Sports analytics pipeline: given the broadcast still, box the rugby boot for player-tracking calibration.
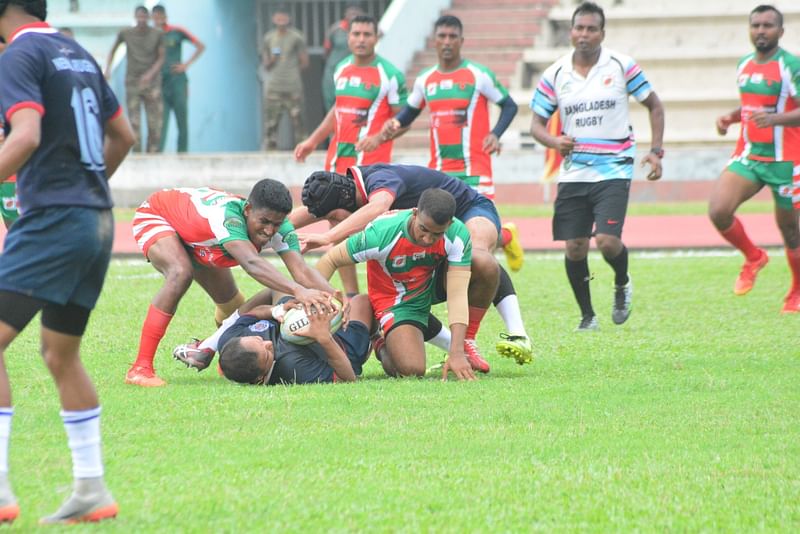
[575,315,598,332]
[781,290,800,314]
[40,477,118,525]
[495,333,534,365]
[173,339,215,371]
[0,473,19,524]
[464,339,490,373]
[734,249,769,295]
[612,277,633,325]
[502,222,524,272]
[124,364,166,387]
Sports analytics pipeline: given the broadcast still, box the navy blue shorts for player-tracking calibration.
[459,195,502,236]
[0,207,113,310]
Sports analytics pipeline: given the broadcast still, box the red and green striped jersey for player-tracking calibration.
[345,209,471,315]
[408,59,509,187]
[733,48,800,163]
[325,55,408,173]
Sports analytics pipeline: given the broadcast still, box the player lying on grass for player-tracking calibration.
[128,180,337,387]
[315,188,491,381]
[289,163,534,370]
[174,290,372,384]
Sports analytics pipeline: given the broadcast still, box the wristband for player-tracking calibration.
[649,147,664,158]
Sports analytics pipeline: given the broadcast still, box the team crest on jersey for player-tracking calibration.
[412,252,426,261]
[336,77,347,90]
[602,75,613,86]
[349,76,362,87]
[440,79,454,90]
[2,197,15,210]
[779,185,793,198]
[224,217,244,230]
[249,320,272,333]
[392,255,407,268]
[750,72,764,84]
[427,83,437,96]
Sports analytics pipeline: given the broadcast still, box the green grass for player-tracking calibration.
[4,251,800,531]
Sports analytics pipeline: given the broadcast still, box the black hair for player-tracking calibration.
[134,5,148,15]
[219,338,265,384]
[152,4,166,15]
[349,14,377,32]
[434,14,462,34]
[248,178,292,214]
[418,188,455,226]
[751,5,783,27]
[572,1,605,30]
[0,0,47,21]
[301,171,357,217]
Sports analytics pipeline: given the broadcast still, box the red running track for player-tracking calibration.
[0,213,783,254]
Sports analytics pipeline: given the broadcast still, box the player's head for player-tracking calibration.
[151,4,166,27]
[245,178,292,249]
[749,5,783,53]
[343,3,364,22]
[272,5,291,28]
[134,5,149,26]
[411,189,455,247]
[433,15,463,62]
[301,171,358,218]
[349,14,378,58]
[0,0,47,23]
[570,2,605,53]
[219,337,274,385]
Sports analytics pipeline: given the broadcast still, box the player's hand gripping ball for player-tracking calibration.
[280,301,343,345]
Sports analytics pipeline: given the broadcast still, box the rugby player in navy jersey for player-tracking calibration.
[290,163,535,371]
[0,0,135,524]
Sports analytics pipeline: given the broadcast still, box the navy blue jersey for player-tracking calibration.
[349,163,482,220]
[0,23,121,212]
[219,314,369,384]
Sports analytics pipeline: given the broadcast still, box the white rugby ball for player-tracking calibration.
[279,302,343,345]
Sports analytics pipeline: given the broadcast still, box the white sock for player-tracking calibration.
[0,408,12,474]
[495,295,528,337]
[199,310,240,352]
[426,325,451,351]
[62,407,103,479]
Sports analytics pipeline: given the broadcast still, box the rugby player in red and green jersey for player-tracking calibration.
[294,14,407,173]
[127,180,336,387]
[709,4,800,313]
[316,189,485,380]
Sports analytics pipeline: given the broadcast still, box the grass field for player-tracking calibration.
[4,250,799,531]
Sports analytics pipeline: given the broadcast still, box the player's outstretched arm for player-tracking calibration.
[303,190,394,251]
[301,305,357,382]
[104,112,135,178]
[281,250,338,294]
[223,240,330,308]
[442,266,475,381]
[315,242,356,281]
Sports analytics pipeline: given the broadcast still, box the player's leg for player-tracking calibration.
[382,323,427,377]
[767,167,800,312]
[143,85,163,153]
[173,77,189,153]
[38,307,117,525]
[462,198,534,361]
[125,84,143,152]
[192,264,245,326]
[555,183,597,330]
[709,164,768,295]
[0,293,45,524]
[263,90,282,150]
[592,180,633,325]
[500,221,524,272]
[128,234,195,387]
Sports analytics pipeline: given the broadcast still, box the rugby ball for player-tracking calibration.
[279,302,343,345]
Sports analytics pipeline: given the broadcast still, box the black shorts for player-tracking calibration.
[552,179,630,241]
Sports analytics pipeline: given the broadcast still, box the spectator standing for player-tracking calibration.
[105,5,164,153]
[261,6,308,150]
[151,5,205,153]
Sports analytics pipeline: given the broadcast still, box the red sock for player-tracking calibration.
[134,305,173,369]
[500,227,512,247]
[786,246,800,292]
[466,306,488,340]
[720,217,761,261]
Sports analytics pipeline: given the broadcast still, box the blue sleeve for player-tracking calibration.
[394,105,422,128]
[364,168,405,201]
[491,96,518,138]
[0,44,44,121]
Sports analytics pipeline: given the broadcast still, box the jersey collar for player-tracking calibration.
[9,22,56,44]
[567,47,611,73]
[347,166,368,205]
